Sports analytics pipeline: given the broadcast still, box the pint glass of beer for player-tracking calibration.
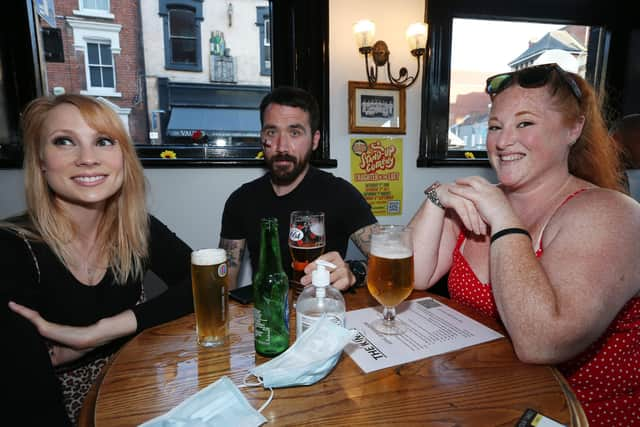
[288,211,325,304]
[191,248,229,347]
[367,225,414,335]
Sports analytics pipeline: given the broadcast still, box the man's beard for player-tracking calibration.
[266,150,312,186]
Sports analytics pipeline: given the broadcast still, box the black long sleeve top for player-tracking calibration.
[0,215,193,426]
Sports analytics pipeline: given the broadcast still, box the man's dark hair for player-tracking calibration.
[259,86,320,133]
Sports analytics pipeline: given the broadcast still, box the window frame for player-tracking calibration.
[75,0,113,19]
[80,0,110,11]
[256,6,271,76]
[139,0,335,167]
[66,17,122,97]
[159,0,203,72]
[85,41,116,94]
[2,0,329,168]
[418,0,632,167]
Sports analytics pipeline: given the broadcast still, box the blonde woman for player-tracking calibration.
[1,94,193,425]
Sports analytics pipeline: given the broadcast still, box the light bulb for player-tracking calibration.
[353,19,376,48]
[406,22,428,50]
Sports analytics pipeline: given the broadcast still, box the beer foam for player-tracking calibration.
[371,244,412,259]
[192,248,226,265]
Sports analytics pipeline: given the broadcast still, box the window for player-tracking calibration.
[169,9,197,64]
[2,0,334,168]
[446,19,591,157]
[256,7,271,76]
[81,0,109,11]
[160,0,203,71]
[75,0,113,19]
[66,18,122,97]
[418,0,625,166]
[134,0,333,166]
[0,54,10,144]
[87,42,115,90]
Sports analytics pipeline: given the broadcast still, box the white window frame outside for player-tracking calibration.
[264,18,271,47]
[74,0,114,19]
[256,7,271,76]
[67,18,122,97]
[85,41,116,94]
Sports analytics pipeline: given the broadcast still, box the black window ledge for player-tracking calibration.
[417,156,490,167]
[0,144,337,169]
[137,145,336,168]
[165,64,203,72]
[140,158,337,168]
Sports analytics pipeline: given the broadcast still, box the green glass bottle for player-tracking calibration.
[253,217,290,357]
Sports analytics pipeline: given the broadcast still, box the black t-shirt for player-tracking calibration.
[220,167,377,277]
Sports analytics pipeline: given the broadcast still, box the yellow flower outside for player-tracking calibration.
[160,150,177,159]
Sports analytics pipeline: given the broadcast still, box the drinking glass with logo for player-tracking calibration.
[367,225,414,335]
[191,248,229,347]
[288,211,325,304]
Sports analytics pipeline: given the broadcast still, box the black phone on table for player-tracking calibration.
[229,285,253,304]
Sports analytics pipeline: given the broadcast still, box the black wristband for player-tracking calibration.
[347,260,367,288]
[490,227,531,244]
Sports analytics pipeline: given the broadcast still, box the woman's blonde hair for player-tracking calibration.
[17,94,149,283]
[545,71,625,191]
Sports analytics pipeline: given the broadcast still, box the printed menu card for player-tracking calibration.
[345,297,504,373]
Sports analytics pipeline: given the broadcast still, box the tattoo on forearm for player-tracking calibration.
[219,239,245,269]
[351,224,376,256]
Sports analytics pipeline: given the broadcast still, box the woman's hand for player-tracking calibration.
[8,299,137,354]
[8,301,100,350]
[435,181,489,236]
[47,343,93,367]
[447,176,520,231]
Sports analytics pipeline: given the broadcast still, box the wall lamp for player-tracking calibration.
[353,20,428,89]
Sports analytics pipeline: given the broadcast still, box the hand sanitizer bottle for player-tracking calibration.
[295,260,346,338]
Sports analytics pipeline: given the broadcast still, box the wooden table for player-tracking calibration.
[92,289,586,426]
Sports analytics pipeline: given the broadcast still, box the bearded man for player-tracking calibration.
[220,87,377,291]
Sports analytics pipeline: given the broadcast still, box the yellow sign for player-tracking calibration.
[350,138,403,216]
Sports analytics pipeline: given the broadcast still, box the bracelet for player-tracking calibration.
[490,227,531,244]
[424,181,444,210]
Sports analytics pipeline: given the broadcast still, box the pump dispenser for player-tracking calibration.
[295,260,346,338]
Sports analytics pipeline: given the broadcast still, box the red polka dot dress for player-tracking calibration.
[448,230,640,426]
[449,231,499,318]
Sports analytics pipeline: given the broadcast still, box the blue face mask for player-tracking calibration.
[139,376,269,427]
[244,316,354,388]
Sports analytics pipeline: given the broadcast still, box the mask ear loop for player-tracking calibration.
[240,373,274,413]
[242,371,262,387]
[257,387,274,413]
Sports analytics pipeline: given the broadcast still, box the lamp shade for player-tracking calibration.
[353,19,376,48]
[406,22,428,50]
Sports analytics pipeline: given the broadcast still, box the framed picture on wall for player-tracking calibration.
[348,81,406,134]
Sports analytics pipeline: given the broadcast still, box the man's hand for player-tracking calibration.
[300,251,355,291]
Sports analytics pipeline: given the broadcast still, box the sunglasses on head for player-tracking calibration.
[485,63,582,101]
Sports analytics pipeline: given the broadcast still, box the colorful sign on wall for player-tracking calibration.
[350,137,403,216]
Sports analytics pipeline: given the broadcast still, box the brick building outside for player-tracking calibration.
[42,0,148,144]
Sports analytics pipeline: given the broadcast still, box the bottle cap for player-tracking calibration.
[312,260,336,288]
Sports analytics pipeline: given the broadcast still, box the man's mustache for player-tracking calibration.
[270,154,297,163]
